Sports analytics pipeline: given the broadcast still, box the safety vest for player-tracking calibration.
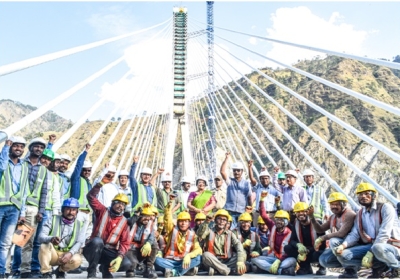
[176,190,186,213]
[0,162,28,209]
[164,227,195,260]
[234,229,256,252]
[357,203,383,244]
[207,230,232,259]
[96,211,128,246]
[129,220,153,248]
[305,185,324,219]
[45,171,56,211]
[268,226,291,259]
[49,215,82,252]
[134,182,157,210]
[294,220,317,245]
[78,177,90,211]
[330,208,348,233]
[25,164,47,207]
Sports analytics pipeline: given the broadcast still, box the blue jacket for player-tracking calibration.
[70,151,91,199]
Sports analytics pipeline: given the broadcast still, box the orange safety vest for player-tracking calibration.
[295,220,317,245]
[96,211,128,246]
[207,230,232,259]
[164,228,195,260]
[234,229,256,252]
[129,220,153,248]
[268,226,291,259]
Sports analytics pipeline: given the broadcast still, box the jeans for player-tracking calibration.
[335,243,372,270]
[371,243,400,269]
[154,255,201,276]
[319,237,343,268]
[0,205,20,274]
[228,211,241,230]
[251,255,297,274]
[31,211,48,272]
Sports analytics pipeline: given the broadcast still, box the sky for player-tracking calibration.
[0,1,399,123]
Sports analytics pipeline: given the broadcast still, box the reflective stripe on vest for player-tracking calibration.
[165,227,195,260]
[78,177,90,211]
[49,215,81,251]
[135,183,157,210]
[207,230,232,259]
[235,229,256,252]
[129,220,153,248]
[96,211,128,245]
[269,226,291,259]
[295,220,317,245]
[45,171,55,211]
[0,163,28,209]
[358,203,383,244]
[307,185,323,219]
[25,164,46,207]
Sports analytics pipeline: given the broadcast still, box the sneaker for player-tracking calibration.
[208,267,214,276]
[143,267,157,279]
[281,267,296,276]
[186,266,198,276]
[296,265,313,275]
[367,265,388,279]
[54,268,65,279]
[19,273,31,279]
[125,270,135,277]
[316,266,327,275]
[381,268,400,279]
[68,267,83,274]
[164,269,173,278]
[339,268,358,279]
[41,272,53,279]
[30,271,42,279]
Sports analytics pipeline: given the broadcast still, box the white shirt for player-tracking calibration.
[97,183,119,208]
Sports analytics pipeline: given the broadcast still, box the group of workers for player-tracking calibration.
[0,135,400,280]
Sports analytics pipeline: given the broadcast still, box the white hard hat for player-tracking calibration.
[53,153,61,160]
[118,170,129,177]
[259,170,271,178]
[9,136,26,146]
[181,176,191,184]
[140,167,152,175]
[60,154,72,162]
[64,170,73,179]
[161,173,172,182]
[231,162,244,170]
[303,169,314,177]
[28,137,47,150]
[108,165,117,173]
[285,170,298,178]
[83,161,92,169]
[196,175,208,186]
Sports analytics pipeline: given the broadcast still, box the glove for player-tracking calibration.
[109,256,122,273]
[237,262,246,275]
[243,239,252,248]
[362,251,373,268]
[296,243,307,254]
[250,251,260,258]
[270,259,281,274]
[262,246,271,252]
[314,237,323,251]
[141,242,152,257]
[297,253,307,262]
[335,245,345,255]
[182,255,191,269]
[156,251,163,258]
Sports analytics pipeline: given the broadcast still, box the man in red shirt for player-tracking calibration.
[83,179,132,278]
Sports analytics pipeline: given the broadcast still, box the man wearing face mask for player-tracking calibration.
[284,202,326,275]
[84,178,132,279]
[125,203,158,278]
[38,198,84,279]
[310,192,356,273]
[334,183,400,279]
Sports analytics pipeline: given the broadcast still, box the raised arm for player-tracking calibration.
[150,168,164,187]
[220,152,230,182]
[70,144,90,199]
[129,156,139,208]
[248,160,257,187]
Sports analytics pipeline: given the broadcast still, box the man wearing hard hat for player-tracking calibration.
[220,152,252,229]
[117,169,132,217]
[84,177,132,278]
[58,153,72,198]
[253,216,269,256]
[302,169,330,222]
[0,137,28,279]
[125,203,158,278]
[311,192,356,273]
[154,201,202,277]
[179,176,192,211]
[251,192,297,276]
[42,152,62,219]
[156,172,181,215]
[96,164,119,208]
[334,183,400,279]
[212,175,227,212]
[198,209,246,276]
[284,202,326,275]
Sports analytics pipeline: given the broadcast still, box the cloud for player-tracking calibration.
[249,37,257,45]
[265,6,369,67]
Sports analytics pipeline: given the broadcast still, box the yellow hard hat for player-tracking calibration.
[177,211,191,221]
[151,206,159,216]
[274,210,290,220]
[257,216,265,225]
[112,193,129,205]
[238,212,252,222]
[195,213,206,221]
[157,215,164,224]
[141,206,154,216]
[214,209,230,220]
[355,183,376,194]
[228,215,232,222]
[328,192,348,203]
[293,202,309,212]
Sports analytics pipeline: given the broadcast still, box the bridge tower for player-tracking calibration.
[164,7,195,185]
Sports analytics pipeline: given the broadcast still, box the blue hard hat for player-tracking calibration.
[62,198,80,208]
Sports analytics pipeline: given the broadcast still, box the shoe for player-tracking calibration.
[381,268,400,279]
[185,266,198,276]
[68,266,83,274]
[281,267,296,276]
[31,271,42,279]
[251,264,260,274]
[296,265,313,275]
[125,270,135,277]
[41,272,53,279]
[19,273,31,279]
[164,269,173,278]
[208,267,214,276]
[0,274,5,279]
[338,268,358,279]
[54,268,65,279]
[143,267,158,279]
[87,269,97,279]
[102,271,113,279]
[316,266,327,275]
